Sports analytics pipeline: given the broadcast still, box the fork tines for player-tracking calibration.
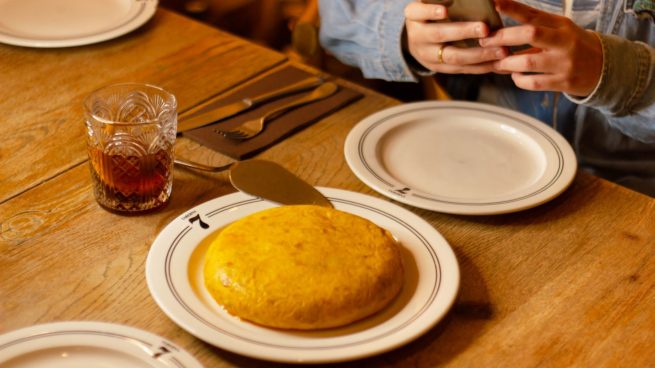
[215,128,251,140]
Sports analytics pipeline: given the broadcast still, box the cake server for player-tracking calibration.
[174,158,332,207]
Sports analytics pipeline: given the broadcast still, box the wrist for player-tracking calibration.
[402,27,435,76]
[566,31,605,103]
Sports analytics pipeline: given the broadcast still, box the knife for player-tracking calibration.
[178,76,324,133]
[174,158,332,207]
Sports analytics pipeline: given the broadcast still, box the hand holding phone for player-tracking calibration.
[422,0,503,33]
[403,0,508,73]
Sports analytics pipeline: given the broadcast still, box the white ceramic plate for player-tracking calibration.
[344,101,577,215]
[0,321,202,367]
[0,0,157,48]
[146,187,460,364]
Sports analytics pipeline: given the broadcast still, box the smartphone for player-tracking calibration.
[422,0,503,46]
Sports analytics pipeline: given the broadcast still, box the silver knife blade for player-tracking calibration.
[178,76,324,133]
[228,159,333,208]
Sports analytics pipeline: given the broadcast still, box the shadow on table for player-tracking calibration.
[440,172,602,230]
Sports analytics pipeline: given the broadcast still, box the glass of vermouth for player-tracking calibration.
[84,83,177,213]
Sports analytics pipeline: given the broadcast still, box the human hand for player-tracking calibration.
[404,1,508,74]
[479,0,602,96]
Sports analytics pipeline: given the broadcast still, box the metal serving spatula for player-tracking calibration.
[174,158,332,207]
[229,160,332,207]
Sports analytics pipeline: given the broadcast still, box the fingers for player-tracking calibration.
[494,52,551,74]
[404,1,507,75]
[438,61,500,74]
[482,0,578,50]
[483,0,601,95]
[510,72,565,91]
[404,1,448,21]
[480,24,560,48]
[416,21,490,44]
[444,45,508,66]
[418,44,508,71]
[494,0,565,27]
[499,52,571,92]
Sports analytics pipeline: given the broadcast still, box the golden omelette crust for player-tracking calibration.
[203,205,404,330]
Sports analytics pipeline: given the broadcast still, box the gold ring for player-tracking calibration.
[437,44,445,64]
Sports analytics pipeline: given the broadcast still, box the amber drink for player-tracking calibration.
[84,83,177,213]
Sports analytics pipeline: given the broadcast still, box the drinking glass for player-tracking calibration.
[84,83,177,213]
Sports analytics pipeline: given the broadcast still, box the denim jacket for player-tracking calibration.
[319,0,655,196]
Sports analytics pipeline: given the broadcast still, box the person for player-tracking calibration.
[318,0,655,197]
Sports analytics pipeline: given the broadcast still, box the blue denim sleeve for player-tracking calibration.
[318,0,417,81]
[566,34,655,143]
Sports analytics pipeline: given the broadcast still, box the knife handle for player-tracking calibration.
[247,76,324,106]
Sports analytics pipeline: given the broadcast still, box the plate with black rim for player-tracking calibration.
[0,0,158,48]
[344,101,577,215]
[0,321,202,367]
[146,187,459,364]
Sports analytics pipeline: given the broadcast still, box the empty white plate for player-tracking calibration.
[344,101,577,215]
[0,0,157,47]
[0,321,202,367]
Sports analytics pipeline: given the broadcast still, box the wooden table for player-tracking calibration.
[1,8,654,367]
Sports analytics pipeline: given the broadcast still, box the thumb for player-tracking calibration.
[404,1,448,21]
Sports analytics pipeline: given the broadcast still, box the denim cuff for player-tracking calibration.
[376,0,420,82]
[568,33,651,116]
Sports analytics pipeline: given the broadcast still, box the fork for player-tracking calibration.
[216,82,338,140]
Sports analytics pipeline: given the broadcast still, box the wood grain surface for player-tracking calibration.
[1,7,654,368]
[0,9,286,204]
